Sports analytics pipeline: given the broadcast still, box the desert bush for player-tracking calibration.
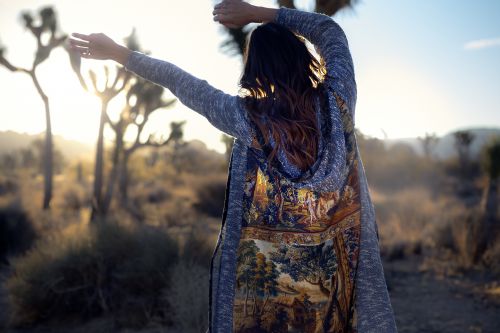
[193,178,226,218]
[433,207,482,267]
[482,239,500,278]
[0,200,37,265]
[181,229,214,268]
[132,182,172,205]
[6,220,179,329]
[0,177,19,196]
[146,187,171,204]
[160,196,197,228]
[374,187,442,257]
[153,228,213,332]
[382,241,423,262]
[162,260,209,333]
[60,186,90,211]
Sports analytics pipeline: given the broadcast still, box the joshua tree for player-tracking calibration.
[474,136,500,262]
[418,132,439,160]
[453,130,475,179]
[111,78,176,208]
[67,29,179,219]
[66,30,136,221]
[219,0,359,56]
[0,6,66,209]
[167,120,187,176]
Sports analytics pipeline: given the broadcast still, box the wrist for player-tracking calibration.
[252,6,278,24]
[112,44,132,66]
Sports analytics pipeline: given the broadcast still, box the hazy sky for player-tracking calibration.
[0,0,499,154]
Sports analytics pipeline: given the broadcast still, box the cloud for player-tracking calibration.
[464,37,500,50]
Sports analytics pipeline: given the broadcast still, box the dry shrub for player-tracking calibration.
[482,240,500,278]
[0,177,19,196]
[193,177,226,218]
[5,220,179,330]
[180,229,214,268]
[374,186,444,260]
[162,196,198,228]
[59,185,90,211]
[432,205,486,269]
[133,182,172,205]
[162,260,209,333]
[0,199,37,265]
[157,228,213,332]
[434,213,472,265]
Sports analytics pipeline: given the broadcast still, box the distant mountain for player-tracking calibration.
[384,127,500,159]
[0,131,226,162]
[0,131,94,160]
[2,127,499,162]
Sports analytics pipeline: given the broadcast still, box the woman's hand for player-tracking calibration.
[213,0,278,28]
[212,0,256,28]
[69,32,131,65]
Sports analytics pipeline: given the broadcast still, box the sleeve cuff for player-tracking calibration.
[124,50,144,72]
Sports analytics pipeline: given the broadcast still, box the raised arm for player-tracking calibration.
[123,51,253,145]
[271,7,357,114]
[214,1,356,117]
[68,32,253,146]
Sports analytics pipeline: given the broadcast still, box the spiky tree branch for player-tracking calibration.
[0,6,66,210]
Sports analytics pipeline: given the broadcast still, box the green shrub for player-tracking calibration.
[6,220,179,329]
[0,200,37,265]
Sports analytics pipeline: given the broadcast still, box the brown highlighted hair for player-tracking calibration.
[239,22,326,172]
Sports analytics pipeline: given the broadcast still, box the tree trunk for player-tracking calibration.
[31,72,53,210]
[251,285,258,316]
[244,277,250,317]
[259,292,270,316]
[42,97,53,210]
[483,179,499,228]
[90,101,108,222]
[102,125,123,215]
[118,151,131,206]
[76,162,83,183]
[475,178,499,262]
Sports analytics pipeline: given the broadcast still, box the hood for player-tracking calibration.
[250,86,352,192]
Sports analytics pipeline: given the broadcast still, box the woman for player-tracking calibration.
[70,1,397,332]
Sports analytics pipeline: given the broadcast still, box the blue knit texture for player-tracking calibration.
[125,6,397,333]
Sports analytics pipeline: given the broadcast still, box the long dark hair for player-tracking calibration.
[239,22,326,172]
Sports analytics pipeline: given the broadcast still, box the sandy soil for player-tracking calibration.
[384,255,500,333]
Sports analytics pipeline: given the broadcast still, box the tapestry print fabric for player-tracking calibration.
[233,93,361,333]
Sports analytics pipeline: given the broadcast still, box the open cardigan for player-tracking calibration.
[125,6,398,333]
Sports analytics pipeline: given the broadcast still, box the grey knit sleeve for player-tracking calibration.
[124,51,253,146]
[274,7,357,120]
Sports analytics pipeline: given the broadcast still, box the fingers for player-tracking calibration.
[71,32,90,41]
[70,45,91,57]
[69,38,89,47]
[213,14,227,23]
[212,7,224,15]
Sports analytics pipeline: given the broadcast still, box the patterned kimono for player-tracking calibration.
[232,93,361,333]
[124,6,398,333]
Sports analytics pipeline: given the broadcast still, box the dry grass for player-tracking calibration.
[5,218,180,329]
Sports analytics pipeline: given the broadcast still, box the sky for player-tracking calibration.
[0,0,499,154]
